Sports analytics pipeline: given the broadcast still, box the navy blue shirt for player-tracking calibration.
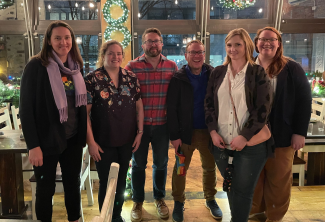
[185,65,208,129]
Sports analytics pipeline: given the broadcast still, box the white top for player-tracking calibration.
[217,62,250,149]
[256,58,277,97]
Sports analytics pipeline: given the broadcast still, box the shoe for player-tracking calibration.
[205,199,223,219]
[154,198,169,219]
[172,201,184,222]
[131,202,143,222]
[112,216,126,222]
[266,219,282,222]
[249,212,265,219]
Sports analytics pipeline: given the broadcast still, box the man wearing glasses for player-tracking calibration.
[167,40,223,222]
[125,28,178,222]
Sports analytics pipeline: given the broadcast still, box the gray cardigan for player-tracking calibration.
[204,63,272,142]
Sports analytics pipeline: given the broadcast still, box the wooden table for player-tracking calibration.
[303,121,325,185]
[0,130,28,218]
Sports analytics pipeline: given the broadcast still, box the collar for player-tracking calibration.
[185,64,206,77]
[138,53,167,62]
[255,57,260,65]
[227,61,249,78]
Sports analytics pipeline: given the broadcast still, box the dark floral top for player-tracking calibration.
[84,66,141,148]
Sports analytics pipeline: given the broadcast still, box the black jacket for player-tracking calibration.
[269,60,311,148]
[20,58,87,156]
[167,63,214,145]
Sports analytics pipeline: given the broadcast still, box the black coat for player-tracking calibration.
[167,63,214,145]
[20,58,87,156]
[269,60,311,148]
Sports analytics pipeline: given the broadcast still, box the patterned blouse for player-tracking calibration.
[84,66,141,148]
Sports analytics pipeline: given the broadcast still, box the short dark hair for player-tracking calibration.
[142,28,163,44]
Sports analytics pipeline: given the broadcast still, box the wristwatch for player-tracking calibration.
[138,130,144,134]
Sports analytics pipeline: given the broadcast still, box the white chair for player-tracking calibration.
[292,156,306,186]
[30,145,94,221]
[311,98,325,121]
[91,163,119,222]
[11,105,21,130]
[0,107,12,130]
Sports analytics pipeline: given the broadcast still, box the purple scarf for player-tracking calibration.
[46,50,87,123]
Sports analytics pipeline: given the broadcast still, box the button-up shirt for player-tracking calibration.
[125,54,178,125]
[84,67,141,148]
[217,62,250,149]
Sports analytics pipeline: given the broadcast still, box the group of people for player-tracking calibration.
[19,20,311,222]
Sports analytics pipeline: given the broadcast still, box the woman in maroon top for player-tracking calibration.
[84,40,144,222]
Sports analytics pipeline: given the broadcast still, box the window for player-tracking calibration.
[0,1,25,20]
[138,0,196,20]
[282,0,325,19]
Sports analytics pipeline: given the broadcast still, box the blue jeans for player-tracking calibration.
[213,142,268,222]
[131,124,170,202]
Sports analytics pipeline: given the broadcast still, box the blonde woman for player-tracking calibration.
[204,28,272,222]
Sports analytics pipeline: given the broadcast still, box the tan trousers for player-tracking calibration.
[172,129,217,203]
[250,146,295,220]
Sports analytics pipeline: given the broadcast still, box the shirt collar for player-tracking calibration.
[255,57,260,65]
[227,61,249,78]
[138,53,167,62]
[185,64,206,77]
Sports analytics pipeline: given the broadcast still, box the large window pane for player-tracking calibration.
[282,33,324,80]
[0,0,25,20]
[0,35,25,85]
[210,0,267,19]
[138,0,196,20]
[39,0,98,20]
[282,0,325,19]
[138,34,196,69]
[209,34,258,67]
[39,34,98,75]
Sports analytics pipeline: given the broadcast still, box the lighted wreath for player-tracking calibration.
[104,25,131,49]
[220,0,256,10]
[102,0,129,26]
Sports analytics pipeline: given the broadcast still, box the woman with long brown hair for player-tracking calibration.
[205,28,272,222]
[20,21,87,222]
[249,27,311,222]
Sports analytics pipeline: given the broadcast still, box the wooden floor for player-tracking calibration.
[21,147,325,222]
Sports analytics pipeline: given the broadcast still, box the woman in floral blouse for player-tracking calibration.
[84,40,144,222]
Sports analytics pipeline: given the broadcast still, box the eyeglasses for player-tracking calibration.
[186,51,205,56]
[144,40,162,45]
[258,38,278,43]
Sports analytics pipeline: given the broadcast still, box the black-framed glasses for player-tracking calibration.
[186,50,205,56]
[144,40,162,45]
[258,38,278,43]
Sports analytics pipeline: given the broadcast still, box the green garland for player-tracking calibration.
[220,0,256,10]
[0,0,14,10]
[104,25,131,49]
[102,0,129,26]
[102,0,131,48]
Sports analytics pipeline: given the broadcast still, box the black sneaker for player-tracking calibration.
[112,216,126,222]
[205,200,223,219]
[172,201,184,222]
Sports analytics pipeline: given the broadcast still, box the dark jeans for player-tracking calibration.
[213,142,268,222]
[131,124,169,202]
[33,135,83,222]
[95,142,133,218]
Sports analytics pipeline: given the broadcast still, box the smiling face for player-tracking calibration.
[226,35,246,62]
[49,26,72,62]
[185,42,205,73]
[142,32,163,58]
[256,30,280,59]
[103,43,123,69]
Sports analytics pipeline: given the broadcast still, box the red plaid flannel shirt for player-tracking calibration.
[125,54,178,125]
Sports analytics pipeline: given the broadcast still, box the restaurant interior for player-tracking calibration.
[0,0,325,221]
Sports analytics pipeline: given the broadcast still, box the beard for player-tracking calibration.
[144,47,161,57]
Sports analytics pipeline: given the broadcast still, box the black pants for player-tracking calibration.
[33,136,83,222]
[95,142,133,218]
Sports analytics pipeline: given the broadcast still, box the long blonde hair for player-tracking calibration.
[223,28,255,66]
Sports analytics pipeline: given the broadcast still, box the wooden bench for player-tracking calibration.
[292,156,306,186]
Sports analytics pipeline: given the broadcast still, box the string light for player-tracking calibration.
[48,4,51,10]
[89,2,94,8]
[82,6,85,10]
[219,0,256,10]
[75,3,78,7]
[102,0,131,48]
[175,0,178,4]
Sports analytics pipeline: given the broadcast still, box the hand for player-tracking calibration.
[132,133,143,153]
[88,141,104,162]
[171,139,182,153]
[230,135,247,151]
[29,146,43,167]
[210,130,226,149]
[291,134,305,151]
